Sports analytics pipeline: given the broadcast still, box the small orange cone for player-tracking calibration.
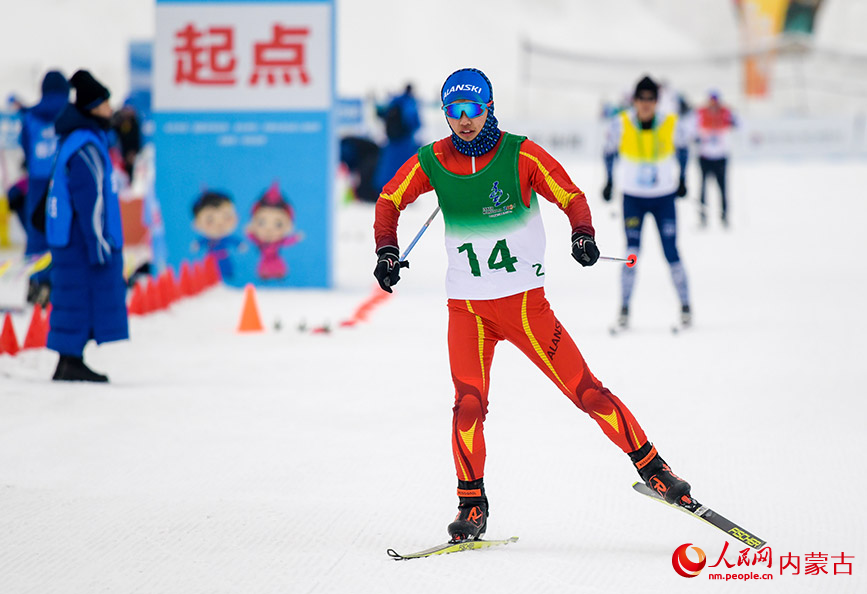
[165,266,182,302]
[204,254,221,285]
[193,261,206,294]
[128,283,145,315]
[158,271,174,307]
[22,304,48,349]
[179,262,195,297]
[0,312,20,356]
[144,277,161,311]
[237,284,264,332]
[142,278,157,314]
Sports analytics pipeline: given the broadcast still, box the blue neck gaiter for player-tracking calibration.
[450,109,501,157]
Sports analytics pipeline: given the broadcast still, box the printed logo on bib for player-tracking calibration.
[637,164,658,188]
[482,181,515,218]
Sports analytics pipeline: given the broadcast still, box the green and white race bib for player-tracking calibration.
[418,133,547,300]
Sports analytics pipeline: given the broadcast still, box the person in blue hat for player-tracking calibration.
[46,70,128,382]
[373,68,693,543]
[373,83,422,192]
[18,70,70,305]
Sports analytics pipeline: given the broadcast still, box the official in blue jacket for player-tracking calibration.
[19,70,69,301]
[46,70,128,382]
[373,84,422,193]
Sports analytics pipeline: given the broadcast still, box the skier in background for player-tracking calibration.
[602,75,692,331]
[373,84,421,192]
[19,70,69,305]
[374,67,693,543]
[695,90,736,227]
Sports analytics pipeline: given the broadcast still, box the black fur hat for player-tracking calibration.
[633,75,659,100]
[70,70,110,111]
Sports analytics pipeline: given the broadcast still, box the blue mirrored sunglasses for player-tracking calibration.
[443,102,487,119]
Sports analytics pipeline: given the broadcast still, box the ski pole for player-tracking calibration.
[399,206,440,262]
[382,206,440,290]
[599,253,637,268]
[302,206,442,331]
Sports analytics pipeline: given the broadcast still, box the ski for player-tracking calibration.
[387,536,518,560]
[608,321,629,336]
[671,322,689,335]
[632,482,766,549]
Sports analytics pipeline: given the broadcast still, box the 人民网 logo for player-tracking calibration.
[672,543,706,578]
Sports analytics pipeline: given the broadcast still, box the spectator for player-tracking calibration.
[339,136,380,203]
[111,100,142,179]
[373,84,421,192]
[19,70,69,304]
[46,70,127,382]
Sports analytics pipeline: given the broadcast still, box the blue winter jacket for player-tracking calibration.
[19,93,67,255]
[374,92,422,191]
[46,105,128,356]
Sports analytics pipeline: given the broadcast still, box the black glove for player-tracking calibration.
[571,233,599,267]
[373,246,409,293]
[602,180,613,202]
[676,178,687,198]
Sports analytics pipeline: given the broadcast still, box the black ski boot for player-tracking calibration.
[617,306,629,329]
[680,304,692,328]
[447,478,489,542]
[630,442,692,506]
[52,355,109,383]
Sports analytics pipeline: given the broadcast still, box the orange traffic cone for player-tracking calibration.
[22,304,48,349]
[158,271,174,307]
[193,261,206,294]
[164,266,182,302]
[143,277,157,312]
[204,253,221,285]
[128,283,145,315]
[179,262,195,297]
[237,284,264,332]
[0,312,20,356]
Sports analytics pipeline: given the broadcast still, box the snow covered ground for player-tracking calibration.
[1,156,866,593]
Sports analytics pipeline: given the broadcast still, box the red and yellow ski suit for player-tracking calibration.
[374,134,648,481]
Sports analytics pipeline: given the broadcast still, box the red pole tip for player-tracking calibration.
[626,254,637,268]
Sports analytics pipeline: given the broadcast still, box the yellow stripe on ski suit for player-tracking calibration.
[519,151,580,209]
[457,457,469,482]
[465,300,486,393]
[594,409,620,433]
[380,162,422,209]
[521,291,568,392]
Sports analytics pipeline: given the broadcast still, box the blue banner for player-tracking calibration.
[154,0,334,288]
[128,41,153,123]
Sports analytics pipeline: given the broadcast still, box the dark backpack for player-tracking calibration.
[31,155,61,234]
